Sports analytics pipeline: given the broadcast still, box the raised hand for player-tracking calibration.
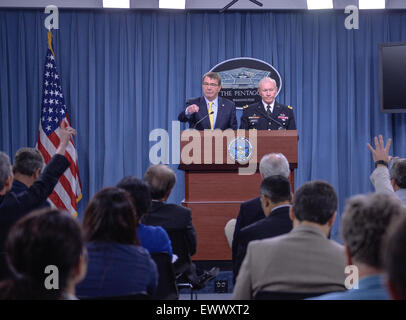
[56,120,76,155]
[367,135,392,164]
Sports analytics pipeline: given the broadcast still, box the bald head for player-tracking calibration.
[259,153,290,179]
[144,164,177,200]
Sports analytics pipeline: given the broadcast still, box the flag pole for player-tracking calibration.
[47,30,55,58]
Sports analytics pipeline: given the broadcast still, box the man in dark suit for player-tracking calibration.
[143,164,219,288]
[234,175,293,280]
[11,148,49,209]
[232,152,290,281]
[240,77,296,130]
[0,124,75,280]
[178,72,237,130]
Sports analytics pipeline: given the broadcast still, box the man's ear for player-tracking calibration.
[4,175,13,191]
[344,245,353,266]
[33,168,41,180]
[260,195,270,212]
[289,206,295,222]
[163,189,173,201]
[327,211,337,227]
[73,253,87,285]
[391,179,398,191]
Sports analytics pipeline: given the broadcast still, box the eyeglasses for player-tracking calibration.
[203,82,219,87]
[260,89,276,93]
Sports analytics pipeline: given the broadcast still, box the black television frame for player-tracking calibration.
[379,42,406,113]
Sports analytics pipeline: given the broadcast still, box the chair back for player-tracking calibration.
[165,229,192,276]
[150,252,179,300]
[224,219,236,248]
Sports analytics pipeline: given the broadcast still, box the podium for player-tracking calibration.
[179,130,298,260]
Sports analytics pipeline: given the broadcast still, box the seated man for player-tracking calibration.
[11,148,49,209]
[232,152,290,281]
[384,215,406,300]
[368,134,406,205]
[0,124,74,280]
[313,193,405,300]
[143,164,219,288]
[117,176,173,258]
[232,181,346,300]
[233,175,293,280]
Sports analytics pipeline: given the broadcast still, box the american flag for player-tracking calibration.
[36,32,82,217]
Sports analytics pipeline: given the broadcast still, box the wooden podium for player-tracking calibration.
[179,130,298,261]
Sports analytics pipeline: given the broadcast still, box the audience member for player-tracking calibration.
[313,193,405,300]
[143,164,219,288]
[232,153,290,280]
[383,215,406,300]
[11,148,48,209]
[76,187,158,298]
[368,135,406,205]
[0,124,74,280]
[232,181,346,300]
[233,175,293,280]
[0,208,86,300]
[117,176,173,258]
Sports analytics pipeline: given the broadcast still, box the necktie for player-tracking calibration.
[266,105,272,117]
[208,102,214,130]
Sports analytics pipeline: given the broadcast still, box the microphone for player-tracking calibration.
[192,111,214,129]
[268,116,285,130]
[262,108,285,129]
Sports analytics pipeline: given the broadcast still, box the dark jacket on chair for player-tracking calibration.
[143,201,197,275]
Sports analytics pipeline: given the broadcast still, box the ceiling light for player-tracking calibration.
[307,0,333,10]
[103,0,130,8]
[159,0,186,9]
[359,0,385,9]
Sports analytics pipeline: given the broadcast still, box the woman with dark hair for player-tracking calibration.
[76,187,158,298]
[0,208,86,300]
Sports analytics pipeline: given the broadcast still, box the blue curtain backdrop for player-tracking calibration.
[1,9,406,242]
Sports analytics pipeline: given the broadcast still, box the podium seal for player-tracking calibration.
[228,137,253,164]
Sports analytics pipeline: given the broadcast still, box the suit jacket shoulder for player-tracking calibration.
[239,206,292,243]
[242,102,261,114]
[145,202,192,230]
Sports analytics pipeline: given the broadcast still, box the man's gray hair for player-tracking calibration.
[0,151,12,191]
[13,148,44,176]
[144,164,177,200]
[341,193,406,268]
[390,158,406,189]
[258,77,277,89]
[259,153,290,179]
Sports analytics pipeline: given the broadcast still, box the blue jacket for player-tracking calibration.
[310,274,390,300]
[137,223,173,259]
[76,242,158,298]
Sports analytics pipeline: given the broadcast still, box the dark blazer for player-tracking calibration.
[233,205,293,280]
[143,201,197,256]
[0,154,70,280]
[240,101,296,130]
[11,180,50,209]
[178,96,237,130]
[232,197,265,276]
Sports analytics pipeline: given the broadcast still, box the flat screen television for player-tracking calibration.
[379,42,406,113]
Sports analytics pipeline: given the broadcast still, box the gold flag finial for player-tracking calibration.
[47,30,55,58]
